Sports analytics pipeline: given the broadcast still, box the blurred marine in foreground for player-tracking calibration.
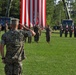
[0,19,35,75]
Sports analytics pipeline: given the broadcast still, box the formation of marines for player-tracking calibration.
[60,25,76,38]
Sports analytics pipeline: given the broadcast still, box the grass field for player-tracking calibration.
[0,31,76,75]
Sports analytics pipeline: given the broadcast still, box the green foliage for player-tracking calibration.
[46,0,54,26]
[53,1,66,26]
[10,0,20,18]
[0,0,7,16]
[0,0,20,17]
[71,2,76,24]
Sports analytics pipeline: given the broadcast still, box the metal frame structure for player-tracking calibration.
[62,0,71,19]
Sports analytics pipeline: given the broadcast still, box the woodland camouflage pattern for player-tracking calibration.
[1,29,27,75]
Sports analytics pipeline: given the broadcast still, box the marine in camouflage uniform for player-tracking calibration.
[33,25,39,43]
[45,25,51,43]
[0,19,35,75]
[69,26,73,37]
[65,25,68,37]
[60,25,63,37]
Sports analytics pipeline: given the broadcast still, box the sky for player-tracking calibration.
[56,0,60,4]
[56,0,60,3]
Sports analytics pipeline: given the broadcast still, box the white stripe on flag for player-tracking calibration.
[26,0,29,27]
[43,0,46,28]
[30,0,33,27]
[22,0,25,25]
[20,0,46,28]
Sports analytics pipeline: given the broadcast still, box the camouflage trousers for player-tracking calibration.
[4,62,22,75]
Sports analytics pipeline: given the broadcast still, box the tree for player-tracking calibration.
[52,1,66,26]
[0,0,19,18]
[0,0,7,16]
[46,0,54,26]
[72,2,76,24]
[10,0,20,18]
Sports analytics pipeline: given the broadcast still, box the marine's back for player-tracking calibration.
[2,30,25,63]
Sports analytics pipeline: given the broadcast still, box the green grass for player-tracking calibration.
[0,31,76,75]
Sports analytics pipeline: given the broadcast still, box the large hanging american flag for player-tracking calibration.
[20,0,46,28]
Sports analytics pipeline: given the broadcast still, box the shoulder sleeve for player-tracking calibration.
[20,30,28,38]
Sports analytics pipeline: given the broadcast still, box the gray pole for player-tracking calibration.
[5,0,13,17]
[62,0,71,19]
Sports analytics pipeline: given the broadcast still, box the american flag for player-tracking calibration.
[20,0,46,28]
